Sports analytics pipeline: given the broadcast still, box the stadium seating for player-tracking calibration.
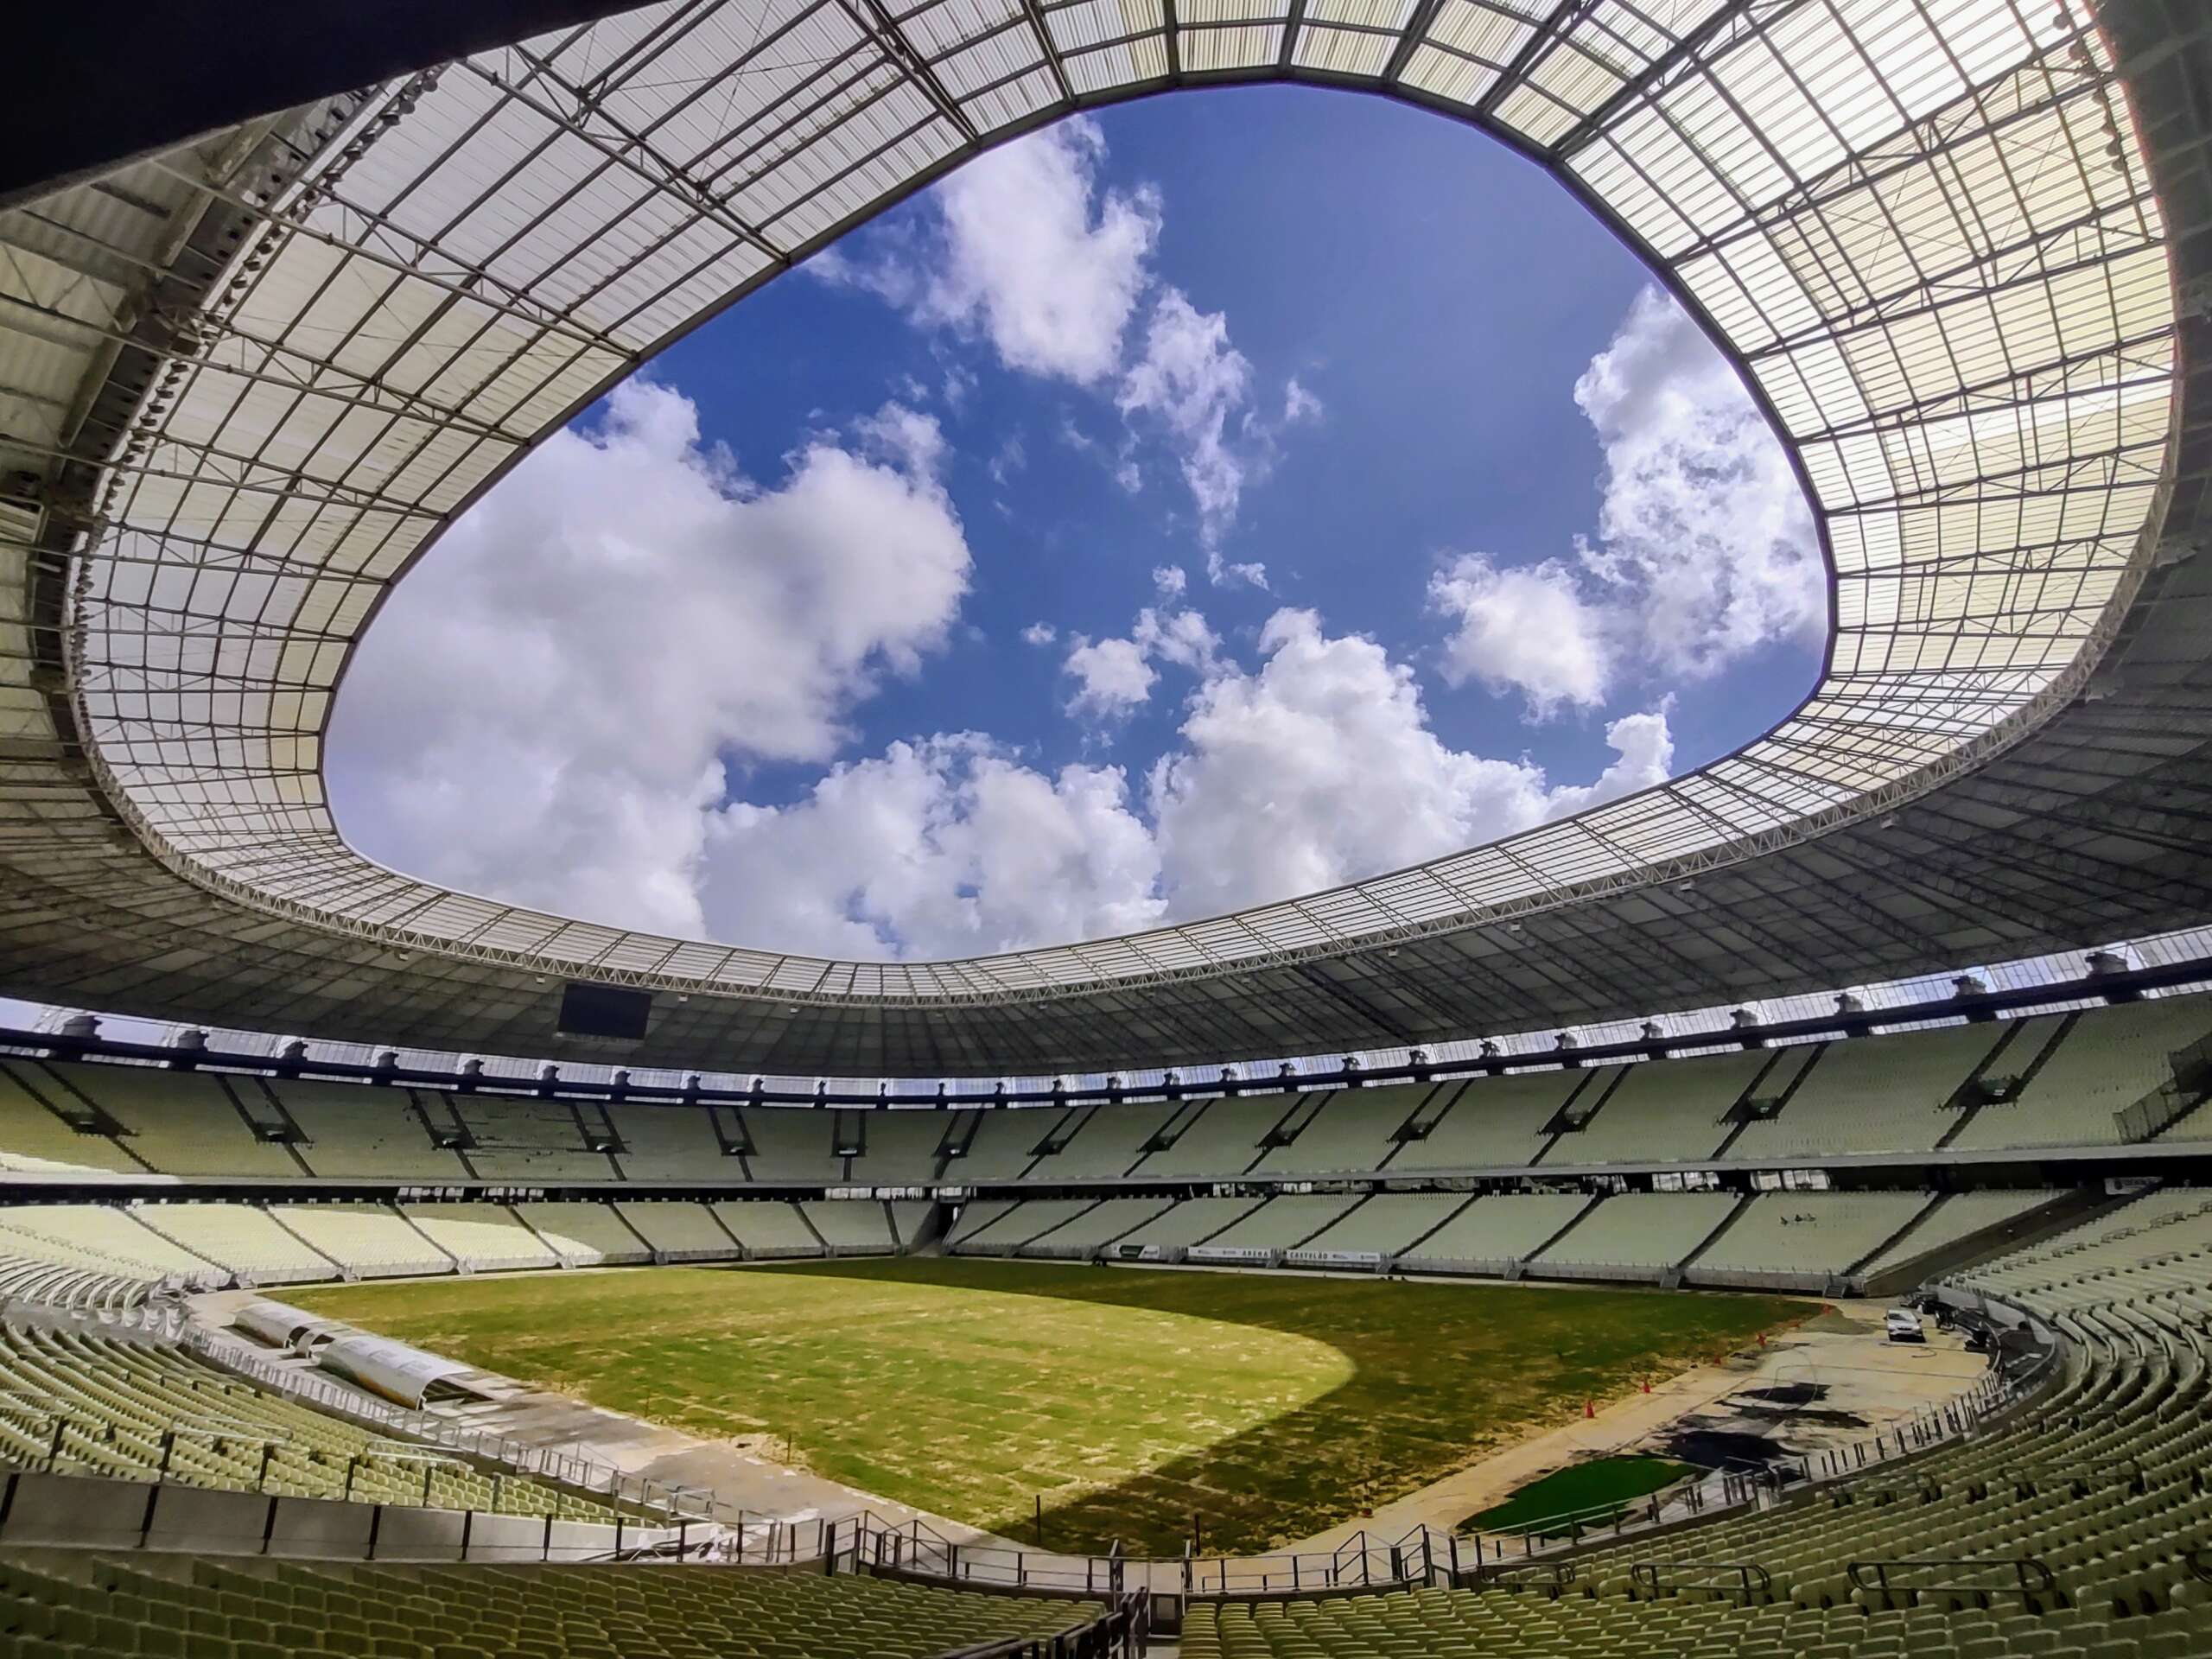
[940,1109,1047,1179]
[401,1205,558,1272]
[1247,1087,1414,1176]
[0,1553,1102,1659]
[0,1063,141,1178]
[1297,1194,1469,1258]
[1945,1185,2212,1311]
[603,1101,731,1181]
[798,1201,896,1254]
[269,1078,471,1181]
[1141,1097,1293,1177]
[611,1200,740,1259]
[1388,1071,1586,1171]
[885,1200,936,1248]
[1023,1103,1178,1179]
[851,1109,952,1183]
[1532,1192,1738,1278]
[707,1201,823,1254]
[0,1325,609,1519]
[741,1108,848,1184]
[268,1205,450,1280]
[1853,1189,2065,1283]
[49,1065,300,1179]
[447,1097,614,1183]
[1015,1197,1175,1254]
[1198,1194,1363,1253]
[0,1206,216,1284]
[1398,1194,1592,1268]
[1949,998,2212,1151]
[127,1205,334,1283]
[512,1203,653,1266]
[1726,1025,2007,1160]
[1686,1192,1935,1287]
[944,1198,1100,1252]
[943,1197,1020,1246]
[1555,1050,1766,1166]
[1105,1196,1267,1252]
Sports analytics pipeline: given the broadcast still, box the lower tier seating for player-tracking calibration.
[0,1553,1099,1659]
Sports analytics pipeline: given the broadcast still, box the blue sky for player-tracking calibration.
[328,88,1826,962]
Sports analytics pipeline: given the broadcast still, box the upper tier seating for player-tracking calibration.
[1248,1087,1416,1176]
[447,1097,613,1183]
[1108,1197,1267,1251]
[707,1200,822,1253]
[1688,1192,1936,1284]
[0,1062,142,1177]
[1387,1071,1586,1171]
[1399,1194,1592,1267]
[741,1108,847,1184]
[270,1079,469,1180]
[1533,1192,1738,1274]
[1726,1025,2008,1160]
[0,1554,1101,1659]
[1024,1103,1178,1179]
[798,1201,895,1253]
[403,1205,558,1271]
[0,1325,607,1519]
[941,1109,1049,1179]
[513,1203,652,1265]
[849,1110,950,1183]
[1853,1188,2064,1282]
[612,1200,740,1258]
[603,1101,730,1181]
[1199,1195,1363,1252]
[48,1065,300,1179]
[266,1205,449,1279]
[128,1204,334,1283]
[1141,1097,1292,1177]
[1556,1049,1769,1166]
[1949,998,2212,1151]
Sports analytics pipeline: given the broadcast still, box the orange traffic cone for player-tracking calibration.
[1758,1331,1767,1348]
[1642,1379,1651,1395]
[1584,1400,1595,1419]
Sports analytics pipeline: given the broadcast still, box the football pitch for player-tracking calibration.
[291,1260,1800,1554]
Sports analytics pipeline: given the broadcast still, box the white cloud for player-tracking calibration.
[1152,565,1186,597]
[1118,289,1255,556]
[1020,621,1058,647]
[1063,634,1159,717]
[1132,605,1221,676]
[1284,377,1323,423]
[329,379,971,939]
[1541,706,1675,822]
[1148,608,1674,916]
[1428,553,1611,717]
[701,738,1166,958]
[1572,287,1823,675]
[817,118,1160,386]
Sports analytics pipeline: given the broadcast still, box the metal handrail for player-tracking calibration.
[1847,1557,2057,1600]
[1629,1560,1770,1603]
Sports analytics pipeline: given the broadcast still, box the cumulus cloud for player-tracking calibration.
[815,118,1160,386]
[1117,289,1255,556]
[1149,609,1674,917]
[1063,634,1159,717]
[329,379,971,938]
[701,738,1166,958]
[1428,553,1611,717]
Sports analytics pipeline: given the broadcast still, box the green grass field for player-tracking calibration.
[291,1260,1798,1554]
[1461,1454,1696,1536]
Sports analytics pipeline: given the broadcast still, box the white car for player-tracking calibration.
[1885,1308,1926,1344]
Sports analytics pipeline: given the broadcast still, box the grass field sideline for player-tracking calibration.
[292,1259,1801,1554]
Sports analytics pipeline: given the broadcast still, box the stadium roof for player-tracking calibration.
[1,0,2209,1077]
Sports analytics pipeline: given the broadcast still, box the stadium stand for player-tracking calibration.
[798,1201,896,1254]
[945,1198,1101,1253]
[447,1097,613,1183]
[267,1205,449,1281]
[1292,1194,1465,1259]
[1531,1192,1739,1279]
[1687,1192,1936,1287]
[885,1200,936,1249]
[940,1109,1046,1179]
[741,1109,848,1184]
[1105,1196,1266,1252]
[943,1198,1020,1247]
[127,1205,334,1284]
[1025,1103,1179,1179]
[1554,1051,1767,1166]
[708,1201,823,1255]
[1247,1088,1412,1176]
[851,1110,951,1183]
[268,1079,469,1181]
[0,1554,1103,1659]
[1141,1097,1289,1177]
[48,1065,300,1179]
[611,1200,740,1260]
[1945,1185,2212,1310]
[1398,1194,1592,1269]
[1387,1072,1586,1171]
[1853,1189,2066,1283]
[0,1325,611,1519]
[602,1101,730,1182]
[512,1203,652,1266]
[403,1205,558,1272]
[1726,1026,2007,1160]
[0,1206,214,1282]
[1948,998,2212,1151]
[0,1064,141,1178]
[1017,1198,1176,1255]
[1198,1195,1363,1253]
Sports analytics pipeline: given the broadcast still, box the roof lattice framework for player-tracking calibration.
[0,0,2208,1075]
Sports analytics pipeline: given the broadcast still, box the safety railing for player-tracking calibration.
[1628,1560,1771,1604]
[1846,1556,2058,1604]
